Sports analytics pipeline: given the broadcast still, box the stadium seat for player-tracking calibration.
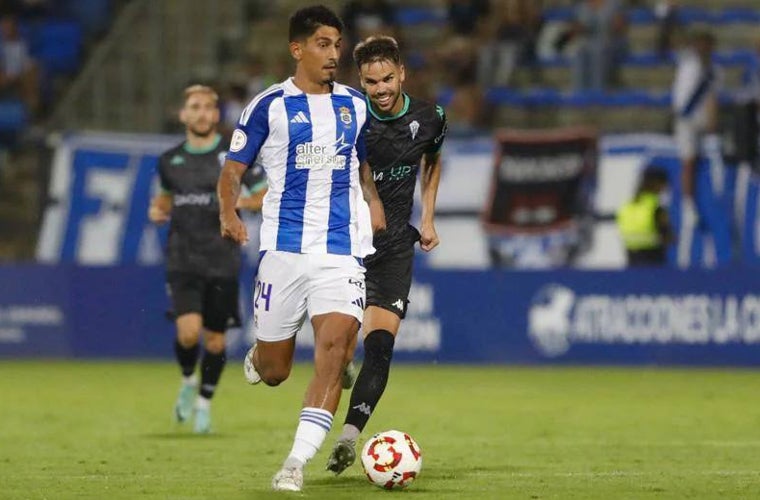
[0,100,28,133]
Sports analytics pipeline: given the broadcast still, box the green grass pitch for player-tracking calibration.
[2,361,760,499]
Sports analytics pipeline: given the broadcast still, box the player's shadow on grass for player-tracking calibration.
[309,474,460,494]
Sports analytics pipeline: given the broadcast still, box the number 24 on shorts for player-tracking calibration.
[254,281,272,311]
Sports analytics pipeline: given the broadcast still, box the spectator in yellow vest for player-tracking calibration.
[616,167,673,266]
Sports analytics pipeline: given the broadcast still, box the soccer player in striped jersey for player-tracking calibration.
[325,35,448,475]
[216,5,385,492]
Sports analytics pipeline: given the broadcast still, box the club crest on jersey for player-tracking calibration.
[217,151,227,167]
[409,120,420,140]
[339,106,352,126]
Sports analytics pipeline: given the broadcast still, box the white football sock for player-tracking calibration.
[285,407,333,467]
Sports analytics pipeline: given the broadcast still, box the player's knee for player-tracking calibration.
[257,356,292,386]
[364,329,395,362]
[176,331,200,348]
[317,336,350,364]
[260,366,290,386]
[204,334,225,354]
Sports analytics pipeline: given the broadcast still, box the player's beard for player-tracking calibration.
[189,122,215,138]
[322,68,336,85]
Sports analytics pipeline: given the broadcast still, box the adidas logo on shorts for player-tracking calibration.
[351,297,365,309]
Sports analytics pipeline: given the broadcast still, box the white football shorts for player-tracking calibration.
[251,250,366,342]
[674,118,700,159]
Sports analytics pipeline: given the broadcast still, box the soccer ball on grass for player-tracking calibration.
[360,430,422,489]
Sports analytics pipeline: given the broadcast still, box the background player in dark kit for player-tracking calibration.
[148,84,264,433]
[326,35,448,474]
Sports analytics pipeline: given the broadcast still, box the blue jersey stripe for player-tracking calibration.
[277,96,312,252]
[681,70,714,118]
[327,96,357,254]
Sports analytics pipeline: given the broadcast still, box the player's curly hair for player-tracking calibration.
[289,5,343,42]
[353,35,402,69]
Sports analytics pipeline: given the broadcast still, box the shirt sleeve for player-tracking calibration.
[426,104,448,155]
[157,155,172,194]
[225,96,273,168]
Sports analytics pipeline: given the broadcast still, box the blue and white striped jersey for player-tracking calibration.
[227,78,374,257]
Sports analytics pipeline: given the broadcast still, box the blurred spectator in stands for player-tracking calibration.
[220,82,247,136]
[342,0,397,47]
[616,166,673,266]
[672,28,719,267]
[654,0,680,59]
[437,36,484,133]
[340,0,398,87]
[557,0,627,91]
[0,14,39,115]
[447,0,490,37]
[477,0,543,87]
[242,55,287,102]
[17,0,50,20]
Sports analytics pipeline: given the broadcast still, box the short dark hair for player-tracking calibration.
[353,36,402,68]
[289,5,343,42]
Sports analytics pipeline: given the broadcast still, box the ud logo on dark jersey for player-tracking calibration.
[409,120,419,140]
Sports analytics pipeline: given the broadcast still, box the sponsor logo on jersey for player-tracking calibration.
[409,120,419,140]
[339,106,352,125]
[392,299,404,310]
[173,192,215,207]
[295,133,351,170]
[230,129,247,152]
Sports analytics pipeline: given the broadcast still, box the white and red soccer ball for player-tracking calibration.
[360,430,422,489]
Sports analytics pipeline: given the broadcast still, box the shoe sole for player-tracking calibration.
[326,441,356,475]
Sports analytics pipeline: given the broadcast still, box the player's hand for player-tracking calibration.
[220,211,248,244]
[369,198,386,234]
[419,224,439,252]
[148,205,170,224]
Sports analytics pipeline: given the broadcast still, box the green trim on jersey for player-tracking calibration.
[367,93,410,121]
[183,134,222,155]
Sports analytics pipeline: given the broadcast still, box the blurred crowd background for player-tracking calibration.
[1,0,760,265]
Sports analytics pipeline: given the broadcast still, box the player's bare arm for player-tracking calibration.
[217,159,249,243]
[360,160,386,233]
[236,187,267,212]
[148,192,172,224]
[419,151,442,252]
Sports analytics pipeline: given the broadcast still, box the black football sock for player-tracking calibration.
[344,329,395,434]
[174,339,200,378]
[199,349,226,400]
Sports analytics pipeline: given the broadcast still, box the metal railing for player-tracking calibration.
[51,0,244,133]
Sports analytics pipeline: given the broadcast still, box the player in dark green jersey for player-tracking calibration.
[326,35,448,474]
[149,85,264,433]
